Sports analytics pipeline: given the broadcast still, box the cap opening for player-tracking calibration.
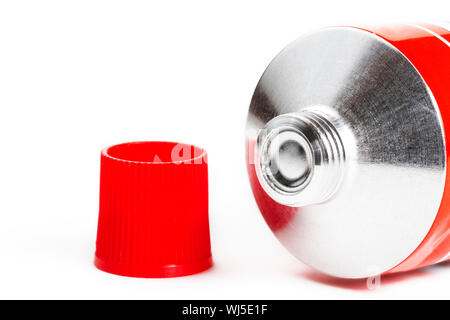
[103,141,206,164]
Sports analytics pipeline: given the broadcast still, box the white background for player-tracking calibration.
[0,0,449,299]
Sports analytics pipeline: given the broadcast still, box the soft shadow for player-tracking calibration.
[299,266,434,291]
[433,260,450,269]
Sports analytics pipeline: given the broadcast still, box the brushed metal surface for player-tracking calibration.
[245,27,446,278]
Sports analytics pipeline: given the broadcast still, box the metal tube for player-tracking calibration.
[246,23,450,278]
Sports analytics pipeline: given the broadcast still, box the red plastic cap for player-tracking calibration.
[94,141,212,278]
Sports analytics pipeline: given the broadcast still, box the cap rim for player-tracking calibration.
[94,255,213,278]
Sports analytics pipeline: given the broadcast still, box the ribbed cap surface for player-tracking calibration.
[94,141,212,278]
